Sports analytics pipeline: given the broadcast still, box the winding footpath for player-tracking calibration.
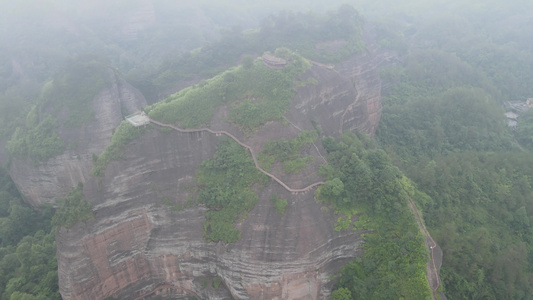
[149,119,325,193]
[149,118,444,297]
[408,198,441,299]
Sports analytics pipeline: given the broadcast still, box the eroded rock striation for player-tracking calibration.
[11,41,388,299]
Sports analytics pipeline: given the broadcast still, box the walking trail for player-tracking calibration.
[150,119,445,298]
[408,198,443,299]
[149,119,325,193]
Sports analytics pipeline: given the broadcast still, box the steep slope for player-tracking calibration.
[9,74,146,207]
[54,47,387,300]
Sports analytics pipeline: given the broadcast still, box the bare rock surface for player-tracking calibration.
[57,129,366,300]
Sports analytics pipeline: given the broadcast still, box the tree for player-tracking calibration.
[513,206,530,231]
[242,55,254,69]
[317,178,345,205]
[331,287,352,300]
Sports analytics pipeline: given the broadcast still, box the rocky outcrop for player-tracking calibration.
[262,53,288,69]
[334,49,384,136]
[4,34,391,299]
[54,43,389,300]
[57,128,366,300]
[9,75,146,207]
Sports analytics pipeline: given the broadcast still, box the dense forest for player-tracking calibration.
[318,133,431,299]
[0,167,60,299]
[1,0,533,299]
[373,1,533,299]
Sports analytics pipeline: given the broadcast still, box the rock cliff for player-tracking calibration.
[9,75,147,207]
[11,42,387,299]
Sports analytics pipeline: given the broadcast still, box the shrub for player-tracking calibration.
[149,49,310,132]
[271,194,288,214]
[92,121,142,177]
[196,138,267,243]
[212,277,223,289]
[7,115,65,161]
[52,183,94,228]
[258,130,318,173]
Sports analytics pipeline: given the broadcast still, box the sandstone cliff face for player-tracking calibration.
[5,38,389,299]
[57,129,366,300]
[9,76,147,207]
[54,44,388,300]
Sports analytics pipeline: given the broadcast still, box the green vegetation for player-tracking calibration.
[40,56,110,127]
[258,130,318,173]
[148,48,310,131]
[196,138,267,243]
[515,109,533,150]
[377,49,514,162]
[282,156,314,174]
[270,194,288,214]
[147,5,364,92]
[0,3,363,142]
[0,167,60,300]
[212,276,223,289]
[5,56,111,162]
[6,115,65,162]
[92,121,143,177]
[379,85,512,160]
[331,287,352,300]
[162,197,184,212]
[0,4,364,298]
[0,83,39,142]
[52,183,94,229]
[1,2,533,299]
[373,3,533,298]
[0,170,92,299]
[320,133,431,299]
[405,152,533,298]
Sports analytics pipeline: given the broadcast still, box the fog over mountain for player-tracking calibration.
[1,1,533,299]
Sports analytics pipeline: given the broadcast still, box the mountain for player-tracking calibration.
[2,25,392,298]
[53,45,386,299]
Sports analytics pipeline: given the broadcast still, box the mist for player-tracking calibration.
[1,1,533,299]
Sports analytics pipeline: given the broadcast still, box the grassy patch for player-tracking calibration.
[147,48,310,132]
[271,194,288,214]
[258,130,318,173]
[91,121,143,177]
[196,137,267,243]
[212,277,223,289]
[162,197,184,211]
[282,156,314,174]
